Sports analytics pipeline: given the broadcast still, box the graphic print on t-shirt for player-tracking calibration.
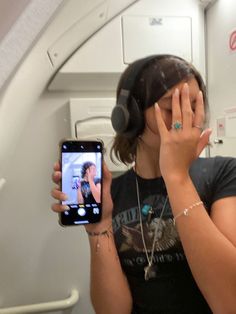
[81,181,90,198]
[121,217,178,252]
[113,193,186,274]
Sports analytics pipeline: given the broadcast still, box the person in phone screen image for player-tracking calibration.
[77,161,101,205]
[51,54,236,314]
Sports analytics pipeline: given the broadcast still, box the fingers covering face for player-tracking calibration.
[173,83,204,131]
[181,83,193,129]
[154,103,168,137]
[193,90,204,129]
[171,88,182,127]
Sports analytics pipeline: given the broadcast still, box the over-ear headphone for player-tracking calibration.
[111,55,160,138]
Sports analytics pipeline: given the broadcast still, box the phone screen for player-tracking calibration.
[59,140,103,226]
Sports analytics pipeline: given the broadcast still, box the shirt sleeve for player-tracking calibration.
[94,178,101,185]
[211,156,236,203]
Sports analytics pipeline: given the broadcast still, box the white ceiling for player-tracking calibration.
[0,0,63,90]
[0,0,31,42]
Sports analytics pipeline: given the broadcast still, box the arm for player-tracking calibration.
[88,224,132,314]
[77,184,84,203]
[51,162,132,314]
[165,177,236,314]
[87,164,132,313]
[155,84,236,313]
[86,167,101,203]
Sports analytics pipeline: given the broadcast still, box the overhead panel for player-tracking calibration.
[122,15,192,63]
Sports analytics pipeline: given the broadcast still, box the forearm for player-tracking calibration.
[165,175,236,314]
[77,188,84,203]
[88,228,132,314]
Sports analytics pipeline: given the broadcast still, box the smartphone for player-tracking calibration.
[59,139,103,226]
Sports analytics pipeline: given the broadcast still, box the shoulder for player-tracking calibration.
[213,155,236,170]
[111,168,134,187]
[94,178,101,185]
[191,156,236,208]
[190,156,236,176]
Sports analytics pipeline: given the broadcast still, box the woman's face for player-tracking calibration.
[86,165,96,178]
[142,77,201,143]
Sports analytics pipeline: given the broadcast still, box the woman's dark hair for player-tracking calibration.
[81,161,95,178]
[111,54,209,165]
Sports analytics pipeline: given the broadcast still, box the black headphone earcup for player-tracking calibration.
[123,97,144,138]
[111,56,159,138]
[111,96,144,138]
[111,104,130,134]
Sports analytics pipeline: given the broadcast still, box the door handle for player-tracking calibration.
[214,139,223,144]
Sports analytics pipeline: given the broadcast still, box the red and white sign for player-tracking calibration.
[229,29,236,52]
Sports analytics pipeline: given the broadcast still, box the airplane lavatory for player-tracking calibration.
[0,0,236,313]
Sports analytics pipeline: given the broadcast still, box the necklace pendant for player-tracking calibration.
[147,207,154,224]
[144,264,156,281]
[141,204,152,216]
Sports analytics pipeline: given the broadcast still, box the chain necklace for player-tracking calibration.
[135,176,168,281]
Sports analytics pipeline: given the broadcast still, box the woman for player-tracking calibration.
[51,54,236,314]
[77,161,101,204]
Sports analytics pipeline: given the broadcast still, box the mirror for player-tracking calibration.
[0,0,236,313]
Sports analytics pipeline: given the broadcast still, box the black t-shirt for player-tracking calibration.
[81,178,101,204]
[111,156,236,314]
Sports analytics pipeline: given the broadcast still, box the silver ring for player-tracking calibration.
[171,121,182,130]
[193,125,203,131]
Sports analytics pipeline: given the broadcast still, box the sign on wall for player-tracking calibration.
[229,29,236,53]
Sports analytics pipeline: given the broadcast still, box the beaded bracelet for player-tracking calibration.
[86,224,113,252]
[173,201,203,226]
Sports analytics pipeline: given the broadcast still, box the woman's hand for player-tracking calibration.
[86,167,94,182]
[51,161,113,232]
[155,83,212,182]
[85,162,113,232]
[51,162,69,212]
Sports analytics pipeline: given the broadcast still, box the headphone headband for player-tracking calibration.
[120,55,157,91]
[111,55,159,138]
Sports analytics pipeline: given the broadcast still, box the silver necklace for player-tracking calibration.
[135,176,168,281]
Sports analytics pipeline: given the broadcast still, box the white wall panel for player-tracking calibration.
[122,16,192,63]
[206,0,236,156]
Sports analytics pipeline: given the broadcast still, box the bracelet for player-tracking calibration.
[173,201,203,225]
[86,224,113,252]
[86,224,112,236]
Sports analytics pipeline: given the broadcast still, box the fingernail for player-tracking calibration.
[62,194,68,201]
[174,88,179,96]
[183,83,189,93]
[63,205,70,211]
[155,102,159,110]
[54,162,60,169]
